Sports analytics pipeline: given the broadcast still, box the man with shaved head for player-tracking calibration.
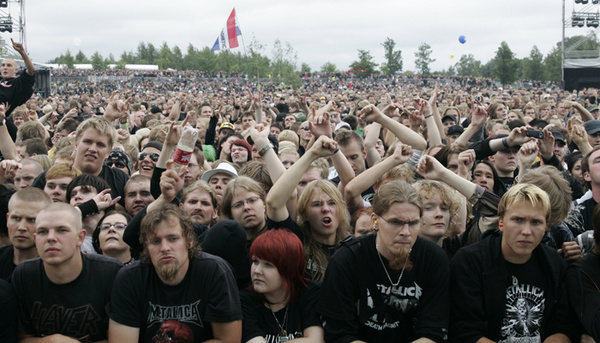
[1,39,34,118]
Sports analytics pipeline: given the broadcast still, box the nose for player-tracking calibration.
[399,224,411,236]
[159,239,171,252]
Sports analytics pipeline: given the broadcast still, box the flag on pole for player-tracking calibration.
[211,8,242,52]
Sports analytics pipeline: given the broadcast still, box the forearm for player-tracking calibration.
[411,338,436,343]
[345,155,397,200]
[475,338,496,343]
[575,104,594,122]
[454,124,482,147]
[156,144,176,169]
[425,115,442,146]
[542,333,570,343]
[434,167,477,199]
[168,100,181,121]
[0,126,17,160]
[379,116,427,150]
[20,51,35,76]
[331,149,355,189]
[432,104,446,140]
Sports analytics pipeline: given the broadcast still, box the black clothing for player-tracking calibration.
[1,71,35,117]
[0,245,15,281]
[0,278,16,342]
[566,196,597,237]
[13,253,123,341]
[240,282,321,342]
[567,252,600,341]
[449,231,579,342]
[317,235,449,343]
[108,252,242,343]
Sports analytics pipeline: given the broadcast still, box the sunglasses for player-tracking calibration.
[138,152,160,162]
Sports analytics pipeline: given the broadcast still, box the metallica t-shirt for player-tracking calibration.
[108,252,242,343]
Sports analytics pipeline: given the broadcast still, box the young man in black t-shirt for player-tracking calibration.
[0,188,51,281]
[13,202,123,342]
[450,184,578,342]
[108,204,242,343]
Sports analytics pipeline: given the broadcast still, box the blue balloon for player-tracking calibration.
[459,35,466,44]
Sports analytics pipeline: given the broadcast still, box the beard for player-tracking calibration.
[388,245,413,271]
[156,260,181,282]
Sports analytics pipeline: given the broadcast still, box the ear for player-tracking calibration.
[584,171,592,183]
[77,229,86,247]
[371,213,378,225]
[362,148,368,159]
[498,217,503,231]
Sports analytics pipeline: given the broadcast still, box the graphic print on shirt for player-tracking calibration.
[499,276,544,342]
[363,283,422,331]
[147,300,203,329]
[153,319,194,343]
[31,302,103,338]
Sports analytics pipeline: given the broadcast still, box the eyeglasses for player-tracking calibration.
[188,163,199,169]
[231,196,261,210]
[138,152,160,162]
[300,127,309,131]
[379,216,420,230]
[100,223,127,230]
[105,161,126,169]
[231,147,248,153]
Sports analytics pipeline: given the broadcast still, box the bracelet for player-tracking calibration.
[502,137,510,149]
[333,146,340,154]
[258,145,272,157]
[424,114,433,119]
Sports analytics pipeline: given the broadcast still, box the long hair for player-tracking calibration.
[297,180,351,281]
[249,229,307,304]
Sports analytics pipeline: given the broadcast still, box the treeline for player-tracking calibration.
[47,34,600,86]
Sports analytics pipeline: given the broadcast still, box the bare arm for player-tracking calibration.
[18,334,82,343]
[266,135,337,222]
[11,39,34,76]
[454,103,487,147]
[417,154,478,199]
[542,333,570,343]
[108,319,140,343]
[0,104,17,160]
[204,320,242,343]
[169,97,182,122]
[567,100,594,122]
[363,123,383,167]
[359,104,427,150]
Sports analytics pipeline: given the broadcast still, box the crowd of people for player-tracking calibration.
[1,39,600,342]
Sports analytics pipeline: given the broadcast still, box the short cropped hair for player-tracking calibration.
[75,117,117,149]
[497,183,551,224]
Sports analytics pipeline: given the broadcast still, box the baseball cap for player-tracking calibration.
[584,120,600,135]
[219,122,235,133]
[441,114,457,123]
[104,150,133,174]
[550,130,566,144]
[447,125,464,136]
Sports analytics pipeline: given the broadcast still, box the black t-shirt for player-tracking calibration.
[240,282,321,342]
[12,253,123,341]
[0,278,16,342]
[566,197,597,237]
[0,245,15,281]
[499,257,546,342]
[33,164,129,207]
[108,252,242,343]
[0,71,35,117]
[317,235,449,343]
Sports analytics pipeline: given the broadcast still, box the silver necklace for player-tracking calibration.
[376,244,409,287]
[267,304,289,337]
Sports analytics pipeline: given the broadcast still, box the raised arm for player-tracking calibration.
[363,122,383,167]
[417,154,477,199]
[566,100,594,122]
[359,104,427,150]
[344,142,413,213]
[416,98,442,147]
[266,135,337,222]
[0,103,17,160]
[11,39,34,76]
[454,103,487,147]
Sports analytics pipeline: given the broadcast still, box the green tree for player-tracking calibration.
[300,63,311,75]
[414,42,435,76]
[522,46,544,81]
[172,45,184,70]
[157,42,174,69]
[61,50,75,69]
[75,50,88,64]
[349,49,378,77]
[493,41,519,86]
[90,51,106,70]
[455,54,481,76]
[248,37,270,80]
[120,50,136,64]
[381,37,402,75]
[271,39,299,87]
[544,46,562,82]
[104,53,116,66]
[320,62,337,73]
[197,46,218,72]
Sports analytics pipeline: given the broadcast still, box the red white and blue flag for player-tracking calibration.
[211,8,242,52]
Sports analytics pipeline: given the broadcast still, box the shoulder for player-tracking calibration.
[0,245,13,257]
[84,253,123,267]
[12,257,42,282]
[193,252,234,273]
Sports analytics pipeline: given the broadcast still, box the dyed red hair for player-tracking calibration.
[249,229,307,304]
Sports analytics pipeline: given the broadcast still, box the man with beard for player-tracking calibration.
[317,181,449,342]
[108,204,242,342]
[124,175,155,217]
[179,180,218,227]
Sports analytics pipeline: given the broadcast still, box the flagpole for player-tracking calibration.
[234,8,252,87]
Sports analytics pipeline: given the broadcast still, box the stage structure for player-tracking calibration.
[562,0,600,90]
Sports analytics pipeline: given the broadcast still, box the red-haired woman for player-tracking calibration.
[240,229,324,343]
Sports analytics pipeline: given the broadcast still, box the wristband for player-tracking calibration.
[502,137,510,149]
[333,146,340,154]
[258,145,272,157]
[0,119,4,126]
[424,114,433,119]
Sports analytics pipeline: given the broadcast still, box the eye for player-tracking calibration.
[37,229,48,235]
